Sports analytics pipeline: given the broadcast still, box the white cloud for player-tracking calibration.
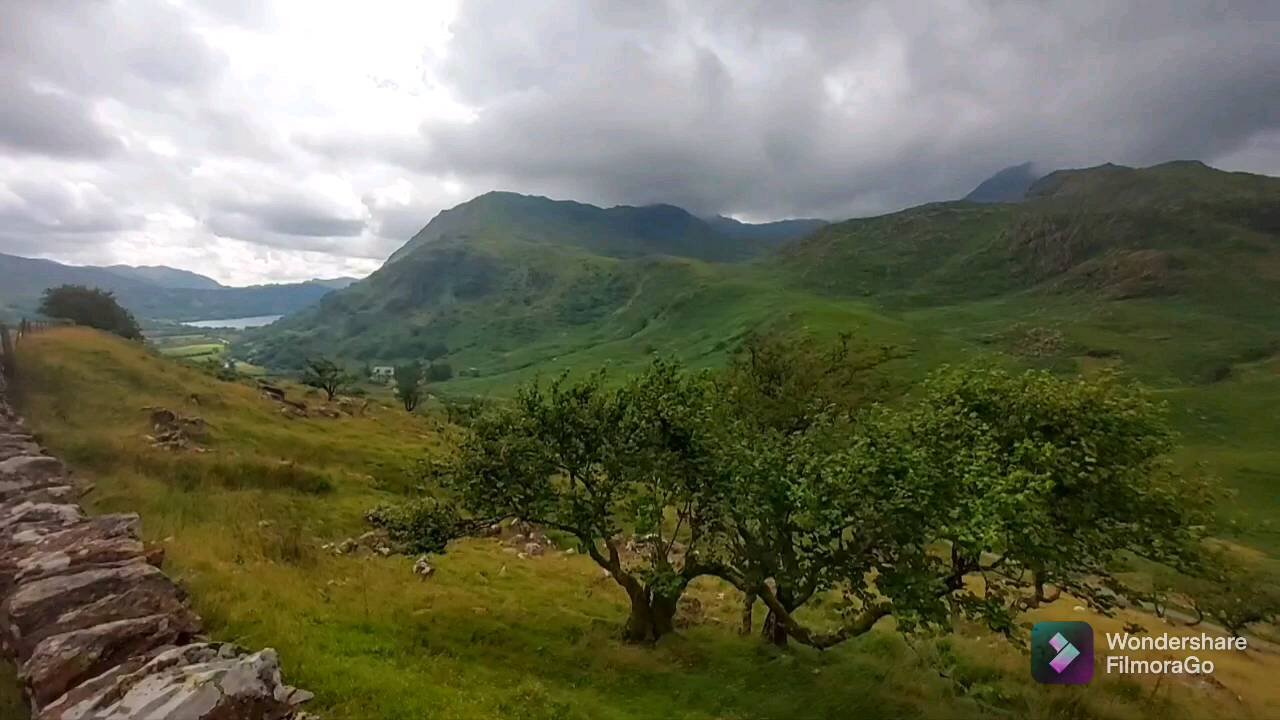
[0,0,1277,284]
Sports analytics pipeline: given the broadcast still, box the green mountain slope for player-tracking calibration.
[243,162,1280,552]
[0,252,341,322]
[784,161,1280,313]
[252,162,1280,380]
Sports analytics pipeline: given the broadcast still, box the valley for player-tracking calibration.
[3,160,1278,720]
[242,162,1280,552]
[9,328,1280,720]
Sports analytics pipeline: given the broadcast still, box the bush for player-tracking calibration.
[426,362,454,382]
[38,285,142,340]
[365,499,461,555]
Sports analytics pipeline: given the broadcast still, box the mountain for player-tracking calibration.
[246,162,1280,386]
[786,161,1280,309]
[703,215,827,249]
[963,162,1041,203]
[103,265,224,290]
[242,161,1280,552]
[0,253,342,323]
[244,193,833,370]
[388,191,776,265]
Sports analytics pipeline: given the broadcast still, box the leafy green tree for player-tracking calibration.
[300,357,354,401]
[708,366,1214,649]
[38,285,142,340]
[1169,553,1280,637]
[425,362,453,382]
[719,332,892,434]
[392,361,723,642]
[395,362,423,412]
[713,332,892,644]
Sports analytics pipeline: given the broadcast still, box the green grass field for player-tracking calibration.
[9,328,1280,720]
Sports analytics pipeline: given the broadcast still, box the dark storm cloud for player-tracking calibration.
[1,0,1278,284]
[406,0,1280,219]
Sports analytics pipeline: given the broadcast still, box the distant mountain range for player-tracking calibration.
[0,254,357,323]
[103,265,226,290]
[243,161,1280,397]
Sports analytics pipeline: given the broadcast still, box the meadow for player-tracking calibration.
[6,327,1279,719]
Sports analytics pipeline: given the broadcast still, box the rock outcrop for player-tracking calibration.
[0,366,313,718]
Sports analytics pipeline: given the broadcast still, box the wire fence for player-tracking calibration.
[0,318,69,380]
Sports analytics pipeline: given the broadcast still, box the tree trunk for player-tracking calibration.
[740,592,756,636]
[621,586,680,643]
[762,610,788,646]
[761,588,794,647]
[651,591,679,638]
[623,587,660,643]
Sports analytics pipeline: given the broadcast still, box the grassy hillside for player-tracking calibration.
[12,327,1280,720]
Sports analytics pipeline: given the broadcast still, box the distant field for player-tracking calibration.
[11,327,1280,720]
[159,341,227,359]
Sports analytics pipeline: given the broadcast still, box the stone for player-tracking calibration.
[0,502,84,533]
[0,525,145,600]
[0,433,42,460]
[23,613,190,707]
[35,643,311,720]
[3,560,201,659]
[1,485,77,508]
[413,556,435,579]
[523,542,544,557]
[0,456,67,491]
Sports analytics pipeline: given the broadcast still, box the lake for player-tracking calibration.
[182,314,283,329]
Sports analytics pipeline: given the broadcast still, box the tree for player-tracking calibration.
[425,362,453,382]
[713,333,892,645]
[381,361,723,642]
[300,357,354,401]
[1165,553,1280,637]
[705,366,1215,650]
[395,362,423,412]
[38,285,141,340]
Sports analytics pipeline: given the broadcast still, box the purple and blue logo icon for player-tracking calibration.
[1031,621,1094,684]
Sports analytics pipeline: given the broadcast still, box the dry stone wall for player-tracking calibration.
[0,364,314,719]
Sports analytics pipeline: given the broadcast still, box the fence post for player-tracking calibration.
[0,322,13,380]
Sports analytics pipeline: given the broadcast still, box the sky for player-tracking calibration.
[1,0,1277,286]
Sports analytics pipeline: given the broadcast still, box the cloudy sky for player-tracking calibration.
[2,0,1277,285]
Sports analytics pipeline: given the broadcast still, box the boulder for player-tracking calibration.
[36,643,313,720]
[23,613,190,707]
